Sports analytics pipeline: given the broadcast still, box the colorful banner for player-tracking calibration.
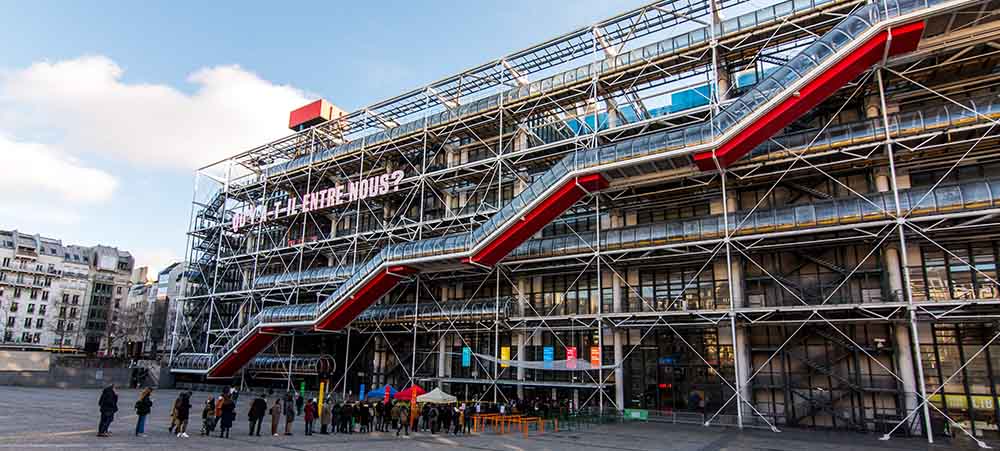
[500,346,510,368]
[566,346,577,369]
[359,383,365,401]
[590,346,601,367]
[543,346,554,369]
[462,347,471,367]
[384,385,391,404]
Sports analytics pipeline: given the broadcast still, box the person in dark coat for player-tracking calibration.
[283,394,296,435]
[248,393,267,436]
[175,391,192,438]
[97,384,118,437]
[331,403,342,433]
[295,393,304,415]
[134,387,153,437]
[218,394,236,438]
[359,403,370,433]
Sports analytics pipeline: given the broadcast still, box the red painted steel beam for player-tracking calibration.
[469,174,608,266]
[207,328,282,378]
[693,21,925,171]
[314,265,417,331]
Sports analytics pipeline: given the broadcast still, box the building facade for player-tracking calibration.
[0,230,134,354]
[170,0,1000,445]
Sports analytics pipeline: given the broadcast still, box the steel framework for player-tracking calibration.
[169,0,1000,445]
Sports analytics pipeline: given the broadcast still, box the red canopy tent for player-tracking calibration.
[393,384,426,401]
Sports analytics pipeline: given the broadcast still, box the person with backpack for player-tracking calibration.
[134,387,153,437]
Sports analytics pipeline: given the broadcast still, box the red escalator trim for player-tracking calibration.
[314,265,417,331]
[693,21,925,171]
[470,174,609,266]
[208,329,278,378]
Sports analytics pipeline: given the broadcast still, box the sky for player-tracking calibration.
[0,0,649,274]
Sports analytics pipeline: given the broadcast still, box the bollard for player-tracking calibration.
[554,418,558,433]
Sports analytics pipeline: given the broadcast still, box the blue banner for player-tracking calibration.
[543,346,554,369]
[359,383,365,400]
[462,347,471,367]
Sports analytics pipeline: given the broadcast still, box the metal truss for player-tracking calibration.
[169,0,1000,445]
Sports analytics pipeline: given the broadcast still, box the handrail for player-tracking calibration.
[174,0,971,374]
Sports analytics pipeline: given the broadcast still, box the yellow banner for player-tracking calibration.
[500,346,510,368]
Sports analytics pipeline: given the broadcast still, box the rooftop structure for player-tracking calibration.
[170,0,1000,445]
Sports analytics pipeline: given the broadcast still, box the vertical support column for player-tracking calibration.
[878,169,920,434]
[374,335,386,387]
[515,332,525,399]
[719,186,751,427]
[438,333,448,389]
[876,69,931,442]
[710,0,731,102]
[614,329,625,411]
[728,257,751,423]
[515,276,528,399]
[884,243,920,434]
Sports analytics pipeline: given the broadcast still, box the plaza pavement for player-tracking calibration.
[0,387,979,450]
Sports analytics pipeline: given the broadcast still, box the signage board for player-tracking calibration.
[232,170,405,232]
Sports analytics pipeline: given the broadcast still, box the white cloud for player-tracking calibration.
[0,133,117,203]
[1,55,310,169]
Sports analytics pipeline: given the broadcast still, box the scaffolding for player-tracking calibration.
[169,0,1000,445]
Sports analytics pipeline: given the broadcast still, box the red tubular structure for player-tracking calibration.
[314,265,417,331]
[208,327,284,378]
[469,174,609,266]
[693,21,925,171]
[200,21,927,378]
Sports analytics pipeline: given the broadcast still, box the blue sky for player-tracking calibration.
[0,0,647,274]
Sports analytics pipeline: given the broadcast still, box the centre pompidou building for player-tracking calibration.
[170,0,1000,444]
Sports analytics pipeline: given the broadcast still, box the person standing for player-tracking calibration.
[97,384,118,437]
[295,393,304,416]
[332,403,342,433]
[283,394,296,435]
[215,395,224,422]
[201,398,216,435]
[168,395,179,434]
[320,398,332,434]
[395,403,410,436]
[248,393,267,436]
[304,398,316,435]
[219,394,235,438]
[269,398,282,437]
[175,391,192,438]
[134,387,153,437]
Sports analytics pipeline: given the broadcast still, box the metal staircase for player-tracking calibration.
[171,0,970,378]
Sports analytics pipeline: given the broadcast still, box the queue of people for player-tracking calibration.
[97,384,494,441]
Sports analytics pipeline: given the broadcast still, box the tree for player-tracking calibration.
[119,300,153,358]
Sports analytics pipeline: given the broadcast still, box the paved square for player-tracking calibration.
[0,387,975,450]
